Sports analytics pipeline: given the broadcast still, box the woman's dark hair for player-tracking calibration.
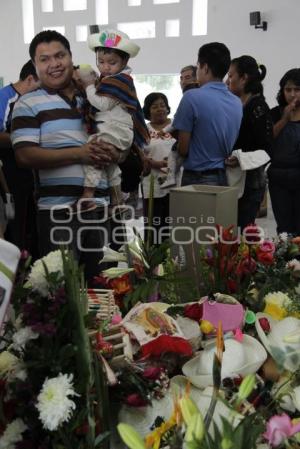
[142,92,171,120]
[29,30,71,60]
[95,47,129,63]
[276,68,300,107]
[231,55,266,95]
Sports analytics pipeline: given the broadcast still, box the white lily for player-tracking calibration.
[126,236,150,269]
[99,246,127,264]
[101,267,135,279]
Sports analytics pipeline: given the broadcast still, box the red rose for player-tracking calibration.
[259,317,271,333]
[184,303,203,321]
[124,393,148,407]
[236,257,257,277]
[256,250,274,265]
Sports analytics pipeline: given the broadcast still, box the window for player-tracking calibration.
[22,0,35,44]
[134,74,181,118]
[192,0,207,35]
[128,0,142,5]
[41,0,53,12]
[153,0,180,4]
[76,25,88,42]
[165,19,180,37]
[95,0,108,25]
[63,0,87,11]
[118,21,155,39]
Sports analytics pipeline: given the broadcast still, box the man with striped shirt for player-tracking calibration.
[11,30,119,282]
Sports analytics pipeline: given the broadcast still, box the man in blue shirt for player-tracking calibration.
[0,60,40,253]
[173,42,243,186]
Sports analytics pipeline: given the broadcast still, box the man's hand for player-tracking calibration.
[225,155,239,168]
[80,138,120,168]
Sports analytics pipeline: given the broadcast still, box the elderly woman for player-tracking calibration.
[142,92,176,244]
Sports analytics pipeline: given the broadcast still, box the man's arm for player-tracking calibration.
[0,132,12,150]
[177,131,191,157]
[15,138,116,170]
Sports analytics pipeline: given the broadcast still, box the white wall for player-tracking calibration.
[0,0,299,107]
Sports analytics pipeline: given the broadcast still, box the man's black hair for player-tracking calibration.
[198,42,231,79]
[19,59,38,81]
[29,30,71,60]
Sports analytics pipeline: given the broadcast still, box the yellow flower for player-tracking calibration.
[0,351,19,376]
[263,291,291,320]
[145,410,177,449]
[200,320,215,334]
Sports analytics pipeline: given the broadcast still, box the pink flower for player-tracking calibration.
[142,366,162,380]
[124,393,148,407]
[111,314,122,325]
[263,413,300,447]
[259,241,276,254]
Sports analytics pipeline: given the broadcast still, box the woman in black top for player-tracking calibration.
[226,56,273,230]
[268,68,300,235]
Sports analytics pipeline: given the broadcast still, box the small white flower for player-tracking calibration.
[279,232,288,242]
[26,250,64,296]
[11,327,39,351]
[286,259,300,272]
[0,418,27,449]
[36,373,78,431]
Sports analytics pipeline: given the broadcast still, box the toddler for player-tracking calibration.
[73,27,149,214]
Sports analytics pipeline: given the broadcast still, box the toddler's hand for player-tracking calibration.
[78,67,97,87]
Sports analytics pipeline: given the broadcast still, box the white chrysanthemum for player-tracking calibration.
[287,259,300,272]
[0,351,19,377]
[36,373,78,431]
[11,326,39,351]
[26,250,64,296]
[0,418,27,449]
[0,351,27,382]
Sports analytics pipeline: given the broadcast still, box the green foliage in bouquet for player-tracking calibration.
[0,250,109,449]
[195,413,265,449]
[99,229,197,311]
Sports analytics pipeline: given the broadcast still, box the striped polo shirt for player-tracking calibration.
[11,88,109,209]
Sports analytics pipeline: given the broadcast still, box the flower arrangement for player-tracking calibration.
[95,230,195,311]
[0,250,109,449]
